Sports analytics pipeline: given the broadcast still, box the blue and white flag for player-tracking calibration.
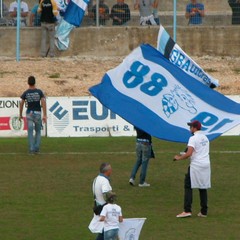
[89,44,240,143]
[157,25,219,88]
[55,0,89,50]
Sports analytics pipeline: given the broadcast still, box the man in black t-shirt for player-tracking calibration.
[19,76,47,154]
[38,0,58,57]
[229,0,240,24]
[110,0,131,25]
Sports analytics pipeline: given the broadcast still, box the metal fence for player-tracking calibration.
[0,0,239,27]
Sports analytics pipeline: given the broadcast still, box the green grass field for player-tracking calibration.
[1,136,240,240]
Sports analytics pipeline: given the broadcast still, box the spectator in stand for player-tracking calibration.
[38,0,58,57]
[228,0,240,24]
[152,0,159,25]
[110,0,130,26]
[0,2,9,26]
[134,0,157,26]
[0,2,8,17]
[9,0,29,26]
[91,0,109,26]
[185,0,205,25]
[29,0,41,27]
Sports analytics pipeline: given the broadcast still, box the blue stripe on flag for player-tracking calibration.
[64,0,88,27]
[157,28,170,55]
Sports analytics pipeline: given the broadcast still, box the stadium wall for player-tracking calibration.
[0,26,240,57]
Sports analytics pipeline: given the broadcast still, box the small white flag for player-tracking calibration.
[119,218,146,240]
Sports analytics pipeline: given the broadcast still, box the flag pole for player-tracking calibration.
[96,0,99,27]
[173,0,177,41]
[16,0,21,61]
[0,0,3,18]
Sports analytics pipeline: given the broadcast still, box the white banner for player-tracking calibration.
[0,97,45,137]
[223,95,240,136]
[119,218,146,240]
[1,96,239,138]
[47,97,135,137]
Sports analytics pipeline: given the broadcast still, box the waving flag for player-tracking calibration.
[157,25,219,88]
[89,44,240,143]
[55,0,89,50]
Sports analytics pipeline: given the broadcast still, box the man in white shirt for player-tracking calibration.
[9,0,29,26]
[174,120,211,218]
[92,163,113,240]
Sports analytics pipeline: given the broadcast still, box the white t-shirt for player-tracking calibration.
[188,131,210,165]
[188,131,211,189]
[93,175,112,205]
[9,1,29,13]
[100,203,122,232]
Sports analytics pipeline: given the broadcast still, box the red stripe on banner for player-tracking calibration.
[0,117,11,130]
[0,117,27,131]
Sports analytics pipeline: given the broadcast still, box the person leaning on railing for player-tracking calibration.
[8,0,29,26]
[228,0,240,24]
[185,0,205,25]
[134,0,157,26]
[0,2,9,26]
[110,0,130,26]
[91,0,110,26]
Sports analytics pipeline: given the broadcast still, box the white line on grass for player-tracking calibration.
[1,151,240,155]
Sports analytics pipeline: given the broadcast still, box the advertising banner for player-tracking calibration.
[223,95,240,136]
[47,96,135,137]
[0,97,45,137]
[1,96,239,138]
[0,98,27,137]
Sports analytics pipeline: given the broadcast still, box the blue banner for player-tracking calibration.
[55,0,89,50]
[64,0,88,27]
[89,44,240,143]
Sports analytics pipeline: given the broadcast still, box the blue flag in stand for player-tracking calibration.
[89,44,240,143]
[55,0,89,50]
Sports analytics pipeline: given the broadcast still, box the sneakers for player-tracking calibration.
[129,178,135,186]
[176,212,192,218]
[197,212,207,217]
[138,182,150,187]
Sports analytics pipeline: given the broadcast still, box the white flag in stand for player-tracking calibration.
[118,218,146,240]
